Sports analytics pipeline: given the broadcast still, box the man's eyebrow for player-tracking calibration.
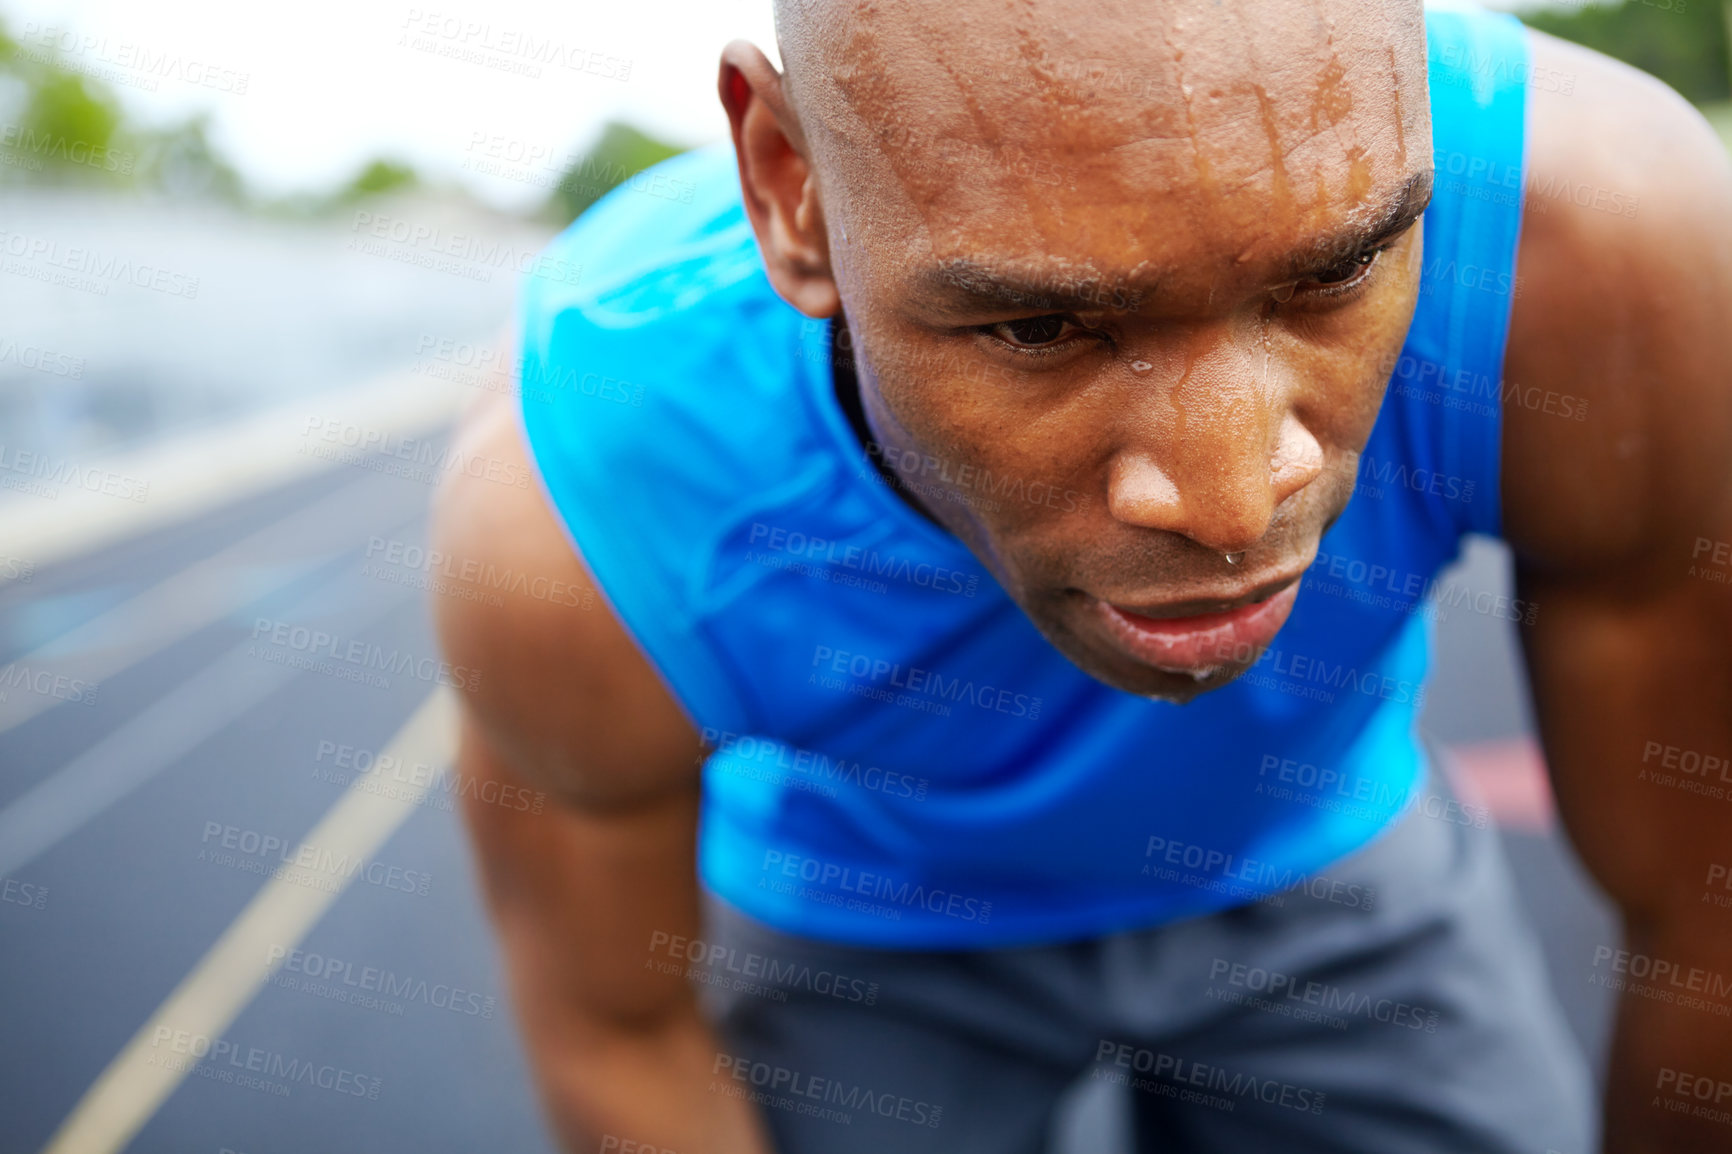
[1279,169,1434,281]
[910,169,1435,315]
[912,256,1152,315]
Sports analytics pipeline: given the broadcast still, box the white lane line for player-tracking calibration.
[0,371,466,583]
[0,562,414,879]
[38,689,456,1154]
[0,479,426,738]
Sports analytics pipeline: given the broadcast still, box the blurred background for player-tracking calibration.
[0,1,1727,1151]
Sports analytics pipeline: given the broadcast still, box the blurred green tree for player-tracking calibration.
[0,22,134,186]
[0,13,239,198]
[341,158,420,199]
[1521,0,1729,104]
[545,121,684,224]
[21,71,121,155]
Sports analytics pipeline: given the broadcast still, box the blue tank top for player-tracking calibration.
[519,6,1529,947]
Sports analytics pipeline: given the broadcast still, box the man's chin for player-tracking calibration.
[1040,625,1256,702]
[1104,660,1249,703]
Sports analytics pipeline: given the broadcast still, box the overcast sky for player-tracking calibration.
[2,0,1558,210]
[2,0,781,208]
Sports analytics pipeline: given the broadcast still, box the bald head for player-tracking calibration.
[772,0,1428,238]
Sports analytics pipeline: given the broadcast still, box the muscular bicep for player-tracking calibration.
[429,391,707,806]
[1499,32,1732,923]
[456,716,706,1029]
[1515,554,1732,922]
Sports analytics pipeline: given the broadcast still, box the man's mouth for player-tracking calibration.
[1090,578,1303,679]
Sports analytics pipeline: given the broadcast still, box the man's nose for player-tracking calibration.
[1104,340,1323,553]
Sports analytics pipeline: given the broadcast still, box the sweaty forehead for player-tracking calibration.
[779,0,1430,277]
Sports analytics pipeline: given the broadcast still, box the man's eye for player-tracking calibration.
[1301,248,1383,291]
[987,315,1076,348]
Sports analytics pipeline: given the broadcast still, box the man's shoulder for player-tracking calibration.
[528,144,763,325]
[1502,31,1732,572]
[520,143,811,472]
[1514,30,1725,281]
[429,393,706,801]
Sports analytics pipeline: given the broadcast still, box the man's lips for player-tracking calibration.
[1091,579,1303,677]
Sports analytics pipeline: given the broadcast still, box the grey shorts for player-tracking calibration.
[695,750,1597,1154]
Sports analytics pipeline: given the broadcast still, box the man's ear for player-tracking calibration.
[719,40,840,319]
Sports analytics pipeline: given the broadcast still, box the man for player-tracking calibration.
[431,1,1732,1150]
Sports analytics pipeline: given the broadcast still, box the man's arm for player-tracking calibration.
[1504,33,1732,1152]
[430,392,774,1154]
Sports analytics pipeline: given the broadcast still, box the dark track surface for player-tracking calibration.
[0,456,1617,1154]
[0,457,556,1154]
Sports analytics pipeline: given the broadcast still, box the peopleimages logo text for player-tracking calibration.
[700,728,929,800]
[762,850,992,923]
[748,522,978,597]
[863,440,1083,512]
[810,645,1042,720]
[266,946,496,1018]
[250,619,479,690]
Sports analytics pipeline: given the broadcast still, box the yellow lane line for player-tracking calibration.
[39,688,456,1154]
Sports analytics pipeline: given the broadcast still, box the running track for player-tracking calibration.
[0,415,1618,1154]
